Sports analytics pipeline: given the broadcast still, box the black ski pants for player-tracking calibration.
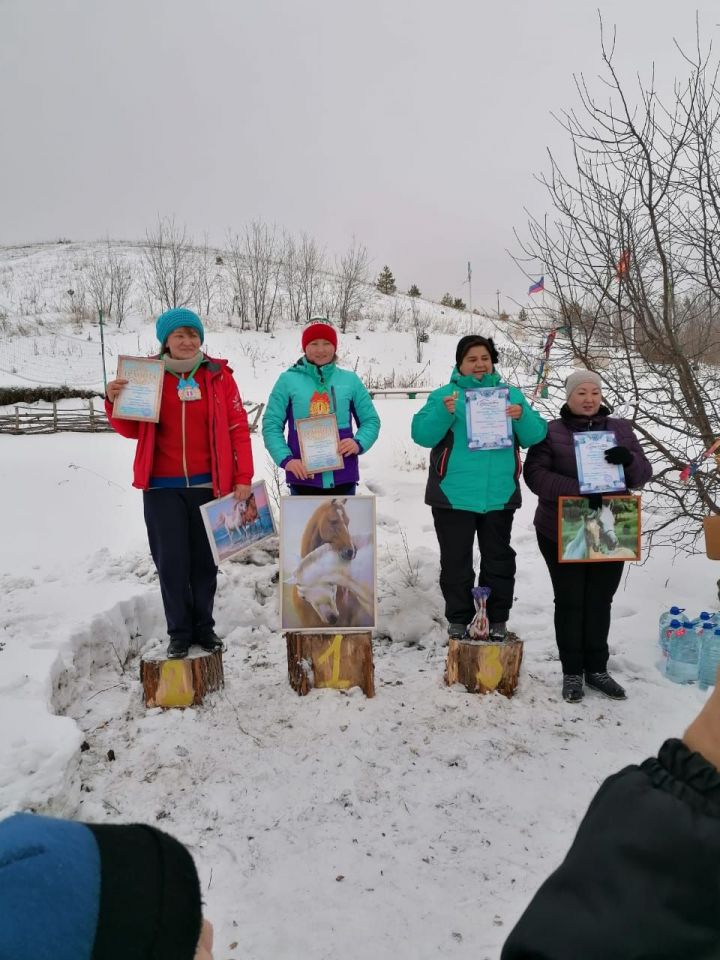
[143,488,218,645]
[431,507,516,626]
[537,531,625,674]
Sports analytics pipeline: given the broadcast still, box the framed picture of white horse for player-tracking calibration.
[279,495,377,632]
[200,480,277,564]
[558,496,641,563]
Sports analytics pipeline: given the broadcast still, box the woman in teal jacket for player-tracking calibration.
[262,319,380,494]
[412,335,547,639]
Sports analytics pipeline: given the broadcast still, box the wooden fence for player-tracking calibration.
[367,387,433,399]
[0,400,265,436]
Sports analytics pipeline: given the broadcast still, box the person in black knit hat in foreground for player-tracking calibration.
[0,815,212,959]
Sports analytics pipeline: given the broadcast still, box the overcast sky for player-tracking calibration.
[1,1,718,309]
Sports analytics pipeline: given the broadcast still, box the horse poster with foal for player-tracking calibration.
[280,496,376,632]
[200,480,277,564]
[558,496,641,563]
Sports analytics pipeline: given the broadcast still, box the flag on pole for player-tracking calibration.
[528,277,545,295]
[616,250,631,278]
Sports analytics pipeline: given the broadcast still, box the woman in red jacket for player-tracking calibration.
[105,308,254,659]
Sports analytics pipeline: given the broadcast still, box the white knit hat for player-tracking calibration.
[565,369,602,400]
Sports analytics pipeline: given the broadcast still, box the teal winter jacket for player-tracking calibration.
[262,357,381,489]
[411,368,547,512]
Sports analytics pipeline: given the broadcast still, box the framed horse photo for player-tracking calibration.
[200,480,277,564]
[558,496,642,564]
[279,495,377,633]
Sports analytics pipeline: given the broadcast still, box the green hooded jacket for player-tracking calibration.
[411,368,547,512]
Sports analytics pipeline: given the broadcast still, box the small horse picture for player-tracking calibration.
[280,495,376,631]
[559,496,641,563]
[200,482,277,563]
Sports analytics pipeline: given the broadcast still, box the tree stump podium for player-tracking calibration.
[285,632,375,698]
[140,649,224,708]
[445,636,523,697]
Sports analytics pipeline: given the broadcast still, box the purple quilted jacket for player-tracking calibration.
[523,404,653,541]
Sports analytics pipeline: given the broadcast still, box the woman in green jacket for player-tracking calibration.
[412,335,547,639]
[262,319,380,495]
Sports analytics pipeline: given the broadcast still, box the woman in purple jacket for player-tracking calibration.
[524,370,652,703]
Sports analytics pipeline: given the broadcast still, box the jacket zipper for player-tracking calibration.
[182,400,189,486]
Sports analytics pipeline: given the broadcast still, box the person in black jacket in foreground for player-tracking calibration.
[502,670,720,958]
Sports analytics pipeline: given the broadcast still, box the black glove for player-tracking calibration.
[586,493,603,510]
[604,445,634,467]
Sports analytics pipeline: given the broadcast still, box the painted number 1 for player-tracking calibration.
[316,633,351,689]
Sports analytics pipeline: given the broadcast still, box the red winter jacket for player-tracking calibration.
[105,355,254,495]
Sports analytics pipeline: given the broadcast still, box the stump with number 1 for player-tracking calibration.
[285,632,375,698]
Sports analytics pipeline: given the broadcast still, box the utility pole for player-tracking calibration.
[496,289,501,319]
[467,261,472,315]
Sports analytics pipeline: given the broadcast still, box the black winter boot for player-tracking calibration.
[562,674,584,703]
[167,638,190,659]
[585,671,627,700]
[195,632,223,652]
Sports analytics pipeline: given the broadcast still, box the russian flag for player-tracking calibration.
[528,276,545,295]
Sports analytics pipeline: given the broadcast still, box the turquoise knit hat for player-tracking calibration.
[156,307,205,346]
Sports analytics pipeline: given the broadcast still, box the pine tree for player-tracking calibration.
[452,297,466,311]
[408,284,421,297]
[440,292,454,307]
[376,265,397,295]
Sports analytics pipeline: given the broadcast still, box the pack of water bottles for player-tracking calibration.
[658,607,720,688]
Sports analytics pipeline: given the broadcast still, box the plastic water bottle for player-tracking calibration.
[666,627,700,684]
[658,607,688,648]
[694,619,715,642]
[695,611,715,631]
[698,627,720,690]
[661,618,686,658]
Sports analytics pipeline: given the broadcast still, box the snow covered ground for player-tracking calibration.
[0,270,716,957]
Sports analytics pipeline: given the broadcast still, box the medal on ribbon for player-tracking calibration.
[177,374,202,402]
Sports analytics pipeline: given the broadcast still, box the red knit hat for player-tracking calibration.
[302,319,338,352]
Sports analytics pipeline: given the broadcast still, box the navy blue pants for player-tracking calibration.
[431,507,516,626]
[143,488,218,646]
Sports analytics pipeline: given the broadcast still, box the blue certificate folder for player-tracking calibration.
[464,387,513,450]
[574,431,626,494]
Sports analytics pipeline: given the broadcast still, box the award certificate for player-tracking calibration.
[296,414,344,473]
[465,387,513,450]
[574,431,626,494]
[113,356,164,423]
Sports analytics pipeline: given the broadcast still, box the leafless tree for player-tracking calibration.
[111,252,133,327]
[86,242,133,327]
[226,233,251,331]
[515,18,720,550]
[193,234,225,318]
[299,232,326,322]
[142,216,196,311]
[282,233,303,324]
[335,237,369,333]
[244,220,281,333]
[410,297,431,362]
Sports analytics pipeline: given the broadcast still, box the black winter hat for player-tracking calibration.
[88,822,203,960]
[455,335,499,369]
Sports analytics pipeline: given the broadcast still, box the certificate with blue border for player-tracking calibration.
[296,413,344,473]
[574,431,626,494]
[465,387,513,450]
[113,356,164,422]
